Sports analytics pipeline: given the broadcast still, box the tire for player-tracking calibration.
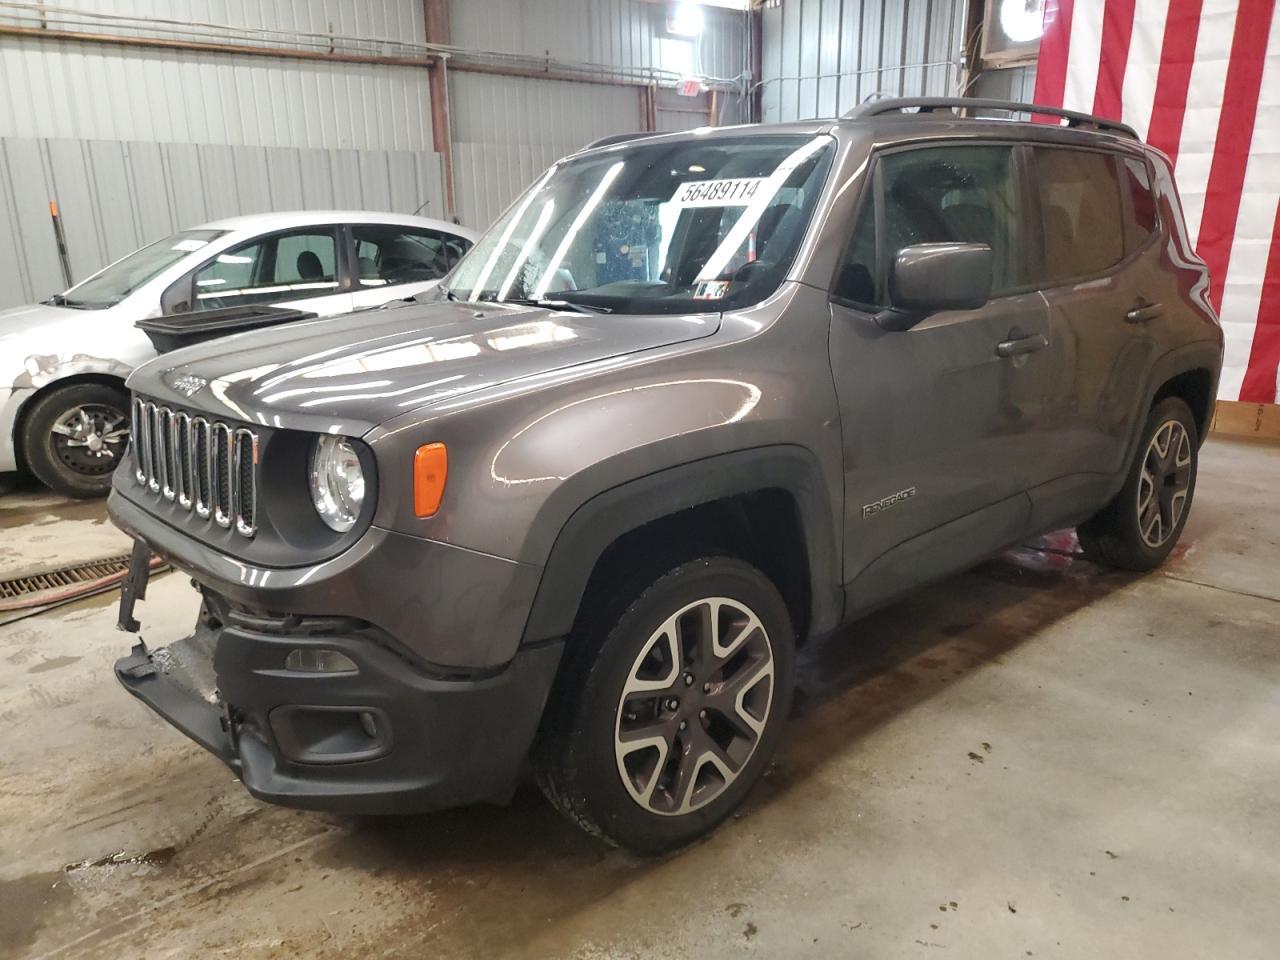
[1077,396,1199,571]
[20,382,131,499]
[535,556,796,854]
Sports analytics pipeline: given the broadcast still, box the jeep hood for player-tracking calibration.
[127,299,719,434]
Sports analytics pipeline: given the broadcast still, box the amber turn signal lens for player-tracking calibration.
[413,443,448,517]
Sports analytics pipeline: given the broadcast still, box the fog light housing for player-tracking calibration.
[269,705,390,764]
[284,648,358,674]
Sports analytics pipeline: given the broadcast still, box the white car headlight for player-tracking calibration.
[310,435,365,532]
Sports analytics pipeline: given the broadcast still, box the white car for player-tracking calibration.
[0,211,477,497]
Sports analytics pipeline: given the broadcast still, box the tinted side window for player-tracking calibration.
[1034,148,1125,282]
[193,229,339,310]
[833,144,1021,306]
[352,225,471,287]
[1121,157,1158,253]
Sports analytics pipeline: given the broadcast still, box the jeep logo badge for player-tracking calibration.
[170,373,208,398]
[862,487,916,519]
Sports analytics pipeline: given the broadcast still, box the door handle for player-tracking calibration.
[1125,301,1164,323]
[995,333,1048,358]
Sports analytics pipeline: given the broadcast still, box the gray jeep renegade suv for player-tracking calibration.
[111,98,1223,853]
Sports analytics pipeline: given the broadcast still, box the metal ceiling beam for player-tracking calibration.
[0,23,442,69]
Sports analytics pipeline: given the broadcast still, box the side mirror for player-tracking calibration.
[877,242,993,332]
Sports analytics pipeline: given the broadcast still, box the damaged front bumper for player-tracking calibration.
[114,546,564,815]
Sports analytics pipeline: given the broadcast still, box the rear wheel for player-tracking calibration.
[21,383,130,499]
[535,556,795,853]
[1077,396,1198,571]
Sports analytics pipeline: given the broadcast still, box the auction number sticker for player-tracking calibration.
[672,177,764,207]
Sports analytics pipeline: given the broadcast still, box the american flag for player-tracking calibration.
[1033,0,1280,403]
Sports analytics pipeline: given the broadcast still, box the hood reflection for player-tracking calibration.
[144,299,718,430]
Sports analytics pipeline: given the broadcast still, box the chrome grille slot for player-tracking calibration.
[174,412,192,510]
[145,403,161,493]
[212,423,233,529]
[193,418,212,519]
[131,397,258,538]
[157,407,176,501]
[131,398,148,485]
[233,430,258,536]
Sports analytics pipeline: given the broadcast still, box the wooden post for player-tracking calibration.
[423,0,457,223]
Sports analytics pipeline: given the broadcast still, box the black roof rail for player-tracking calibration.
[580,131,655,151]
[843,97,1139,140]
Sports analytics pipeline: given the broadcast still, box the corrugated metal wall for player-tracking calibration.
[0,0,749,308]
[449,1,748,83]
[0,137,444,304]
[449,72,642,229]
[759,0,968,122]
[0,2,434,151]
[447,0,749,227]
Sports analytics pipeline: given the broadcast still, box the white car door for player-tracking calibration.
[189,226,354,317]
[348,224,471,310]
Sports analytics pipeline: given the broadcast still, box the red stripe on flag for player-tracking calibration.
[1239,205,1280,403]
[1195,0,1277,312]
[1145,0,1205,163]
[1032,0,1075,118]
[1093,0,1139,118]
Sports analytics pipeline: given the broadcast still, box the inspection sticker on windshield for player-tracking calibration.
[673,177,764,207]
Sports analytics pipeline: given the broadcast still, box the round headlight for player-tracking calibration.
[310,435,365,532]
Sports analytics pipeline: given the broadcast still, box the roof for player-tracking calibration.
[194,210,479,240]
[574,98,1146,160]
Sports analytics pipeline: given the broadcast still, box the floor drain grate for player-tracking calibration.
[0,553,136,600]
[0,552,168,616]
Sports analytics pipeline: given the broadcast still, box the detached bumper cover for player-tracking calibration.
[115,615,563,815]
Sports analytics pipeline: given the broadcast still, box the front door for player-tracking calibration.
[828,141,1049,604]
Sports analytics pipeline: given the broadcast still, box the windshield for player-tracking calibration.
[52,229,226,309]
[446,135,834,314]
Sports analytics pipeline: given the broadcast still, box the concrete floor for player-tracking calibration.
[1,436,1277,960]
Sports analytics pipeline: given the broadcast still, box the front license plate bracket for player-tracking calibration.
[117,539,154,634]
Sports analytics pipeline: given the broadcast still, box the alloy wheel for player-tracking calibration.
[1137,419,1192,549]
[614,596,775,816]
[50,403,129,476]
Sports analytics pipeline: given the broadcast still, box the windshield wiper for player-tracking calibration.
[485,296,612,315]
[44,293,93,309]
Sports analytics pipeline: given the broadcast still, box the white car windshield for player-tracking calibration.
[51,229,226,310]
[446,135,834,315]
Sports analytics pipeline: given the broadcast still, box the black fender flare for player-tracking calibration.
[1133,338,1222,450]
[1103,338,1222,504]
[520,445,843,645]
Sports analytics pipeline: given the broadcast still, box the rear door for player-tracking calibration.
[348,224,473,310]
[828,141,1051,595]
[1029,146,1161,486]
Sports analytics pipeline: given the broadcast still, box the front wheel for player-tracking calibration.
[1077,396,1199,571]
[20,383,131,498]
[535,557,795,853]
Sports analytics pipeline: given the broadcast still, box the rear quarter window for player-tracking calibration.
[1121,156,1159,253]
